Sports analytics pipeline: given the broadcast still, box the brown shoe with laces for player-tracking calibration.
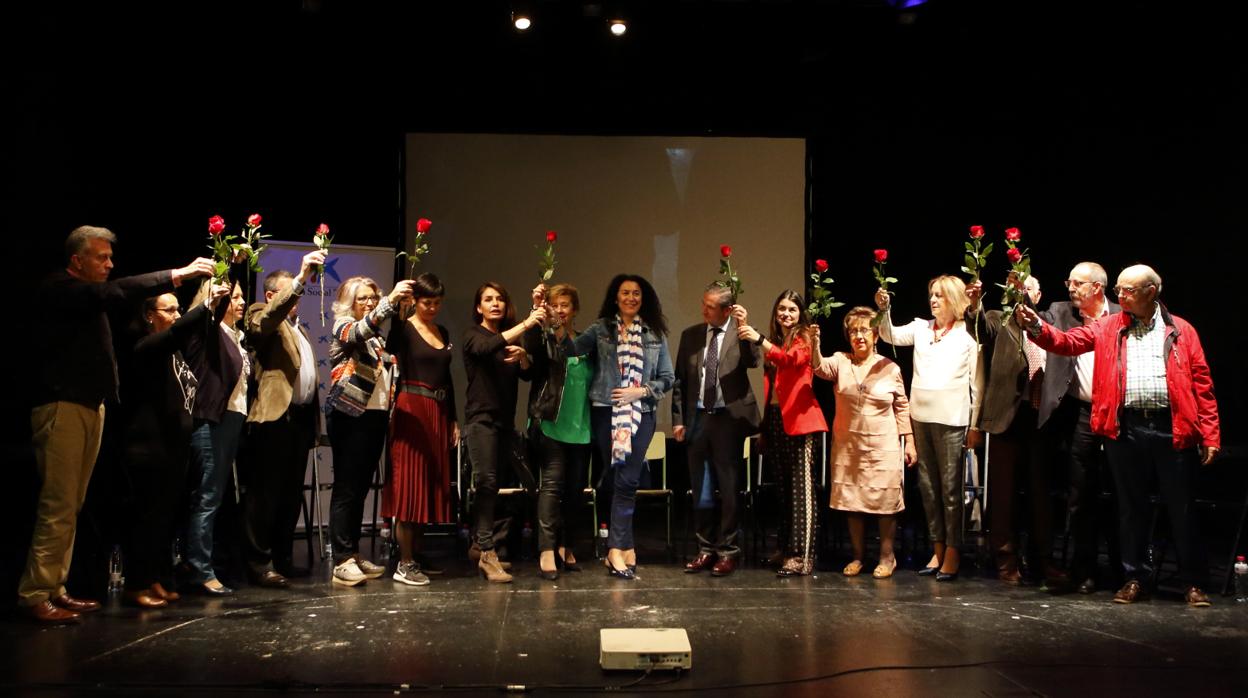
[1112,579,1147,604]
[1185,586,1211,607]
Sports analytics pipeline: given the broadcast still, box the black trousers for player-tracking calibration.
[1105,408,1209,588]
[686,410,745,558]
[533,430,576,552]
[327,410,388,565]
[122,450,189,591]
[986,404,1054,561]
[240,403,316,578]
[1044,398,1118,580]
[463,420,520,552]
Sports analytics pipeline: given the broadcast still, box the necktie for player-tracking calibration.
[1024,335,1045,409]
[703,327,722,409]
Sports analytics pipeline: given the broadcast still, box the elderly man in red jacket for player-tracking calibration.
[1017,264,1219,607]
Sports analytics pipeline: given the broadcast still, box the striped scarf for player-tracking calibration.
[611,315,646,466]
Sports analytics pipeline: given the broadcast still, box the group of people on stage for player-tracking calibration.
[19,225,1221,623]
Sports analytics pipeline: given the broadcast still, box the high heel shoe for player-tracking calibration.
[557,548,582,572]
[917,566,939,577]
[935,570,959,582]
[538,568,559,581]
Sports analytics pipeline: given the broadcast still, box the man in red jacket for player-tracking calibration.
[1017,265,1219,607]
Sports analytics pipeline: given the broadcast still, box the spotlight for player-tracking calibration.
[513,12,532,31]
[609,19,627,36]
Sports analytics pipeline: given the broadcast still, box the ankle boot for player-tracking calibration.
[479,550,513,583]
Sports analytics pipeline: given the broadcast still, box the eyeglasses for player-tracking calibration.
[846,327,875,336]
[1063,279,1098,290]
[1112,283,1154,298]
[153,307,181,315]
[355,295,379,304]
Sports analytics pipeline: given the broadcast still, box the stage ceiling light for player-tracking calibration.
[513,12,532,31]
[609,19,627,36]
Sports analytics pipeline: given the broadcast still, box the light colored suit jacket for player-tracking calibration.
[245,282,317,424]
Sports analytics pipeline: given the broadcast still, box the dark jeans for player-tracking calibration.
[328,410,388,565]
[240,404,316,578]
[986,404,1054,561]
[463,420,520,552]
[592,407,656,551]
[1105,408,1209,588]
[686,410,744,558]
[185,412,244,584]
[1045,398,1118,580]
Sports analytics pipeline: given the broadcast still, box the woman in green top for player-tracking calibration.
[526,283,593,580]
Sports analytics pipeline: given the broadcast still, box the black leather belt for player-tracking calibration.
[1123,406,1169,420]
[699,407,725,416]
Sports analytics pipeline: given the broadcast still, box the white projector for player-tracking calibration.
[599,628,692,670]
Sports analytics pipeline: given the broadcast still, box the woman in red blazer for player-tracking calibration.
[737,290,827,576]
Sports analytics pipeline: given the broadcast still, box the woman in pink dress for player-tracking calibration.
[814,306,917,579]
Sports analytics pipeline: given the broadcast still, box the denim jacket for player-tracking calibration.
[565,317,674,413]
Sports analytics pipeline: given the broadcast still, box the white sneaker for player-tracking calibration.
[392,561,430,587]
[332,559,368,587]
[353,556,386,579]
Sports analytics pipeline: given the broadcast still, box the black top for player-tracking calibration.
[118,303,208,468]
[36,269,174,408]
[186,300,245,424]
[388,320,457,417]
[461,324,532,426]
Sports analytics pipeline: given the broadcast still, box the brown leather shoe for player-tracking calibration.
[995,552,1021,586]
[1112,579,1147,604]
[27,600,81,624]
[1185,586,1211,607]
[151,583,180,602]
[254,570,289,589]
[684,553,716,573]
[52,594,100,613]
[478,550,513,583]
[710,556,737,577]
[124,590,168,608]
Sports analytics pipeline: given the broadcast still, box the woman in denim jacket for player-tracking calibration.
[565,274,674,580]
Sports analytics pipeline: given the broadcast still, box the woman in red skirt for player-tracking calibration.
[385,273,458,586]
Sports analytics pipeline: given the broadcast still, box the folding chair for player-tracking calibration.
[635,431,674,560]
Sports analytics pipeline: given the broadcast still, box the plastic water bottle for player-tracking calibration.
[108,545,124,594]
[378,520,392,561]
[596,523,609,560]
[1234,555,1248,603]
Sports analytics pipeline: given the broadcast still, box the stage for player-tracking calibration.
[5,556,1246,696]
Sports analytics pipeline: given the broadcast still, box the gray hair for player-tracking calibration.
[65,226,116,263]
[703,283,735,307]
[263,269,294,293]
[332,277,381,319]
[1120,264,1163,296]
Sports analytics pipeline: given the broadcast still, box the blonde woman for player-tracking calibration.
[875,275,981,581]
[324,276,413,586]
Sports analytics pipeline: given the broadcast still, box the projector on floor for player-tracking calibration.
[599,628,692,671]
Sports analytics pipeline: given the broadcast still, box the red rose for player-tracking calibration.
[720,245,732,258]
[416,218,432,234]
[546,230,557,243]
[1006,247,1023,264]
[815,259,829,273]
[968,225,984,239]
[208,215,225,236]
[1004,227,1021,241]
[873,249,888,264]
[247,213,262,227]
[316,223,330,236]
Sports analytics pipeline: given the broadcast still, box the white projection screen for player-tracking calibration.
[403,133,807,433]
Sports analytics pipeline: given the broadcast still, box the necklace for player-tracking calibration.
[848,355,873,393]
[931,323,955,344]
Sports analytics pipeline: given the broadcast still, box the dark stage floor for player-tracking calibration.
[4,553,1247,697]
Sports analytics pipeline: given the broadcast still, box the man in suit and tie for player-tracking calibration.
[239,250,326,588]
[672,284,761,577]
[1036,262,1120,594]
